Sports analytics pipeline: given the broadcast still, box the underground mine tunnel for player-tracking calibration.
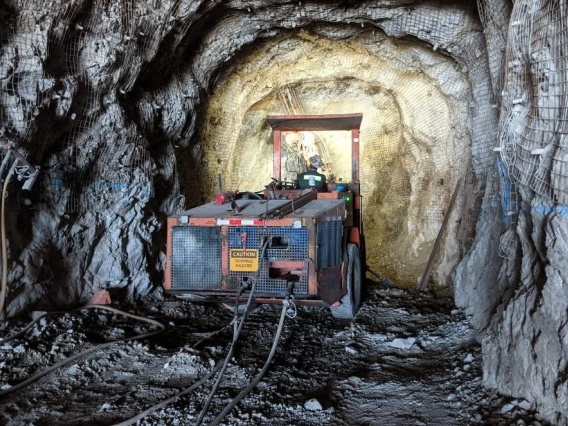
[1,0,568,425]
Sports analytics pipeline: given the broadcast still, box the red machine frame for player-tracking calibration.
[164,113,364,312]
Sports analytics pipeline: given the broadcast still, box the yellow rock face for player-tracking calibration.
[200,31,471,287]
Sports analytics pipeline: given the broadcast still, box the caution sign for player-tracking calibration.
[229,249,259,272]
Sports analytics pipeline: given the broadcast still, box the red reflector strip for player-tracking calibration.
[216,219,265,226]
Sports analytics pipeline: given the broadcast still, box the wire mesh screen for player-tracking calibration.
[497,159,520,259]
[380,3,499,177]
[171,226,222,291]
[226,226,309,295]
[201,19,484,285]
[498,0,568,205]
[2,0,500,223]
[477,0,512,100]
[0,0,161,212]
[1,4,51,147]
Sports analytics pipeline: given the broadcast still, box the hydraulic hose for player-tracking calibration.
[0,305,165,398]
[194,238,271,426]
[112,287,246,426]
[207,302,288,426]
[112,361,224,426]
[0,177,10,316]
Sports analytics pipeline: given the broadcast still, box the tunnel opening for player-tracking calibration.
[192,29,471,288]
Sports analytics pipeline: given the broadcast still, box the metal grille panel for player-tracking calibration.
[171,226,222,290]
[227,226,308,260]
[317,221,343,270]
[227,226,309,295]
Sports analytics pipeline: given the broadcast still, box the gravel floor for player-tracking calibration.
[0,282,550,426]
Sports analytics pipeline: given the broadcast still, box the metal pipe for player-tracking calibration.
[259,189,316,219]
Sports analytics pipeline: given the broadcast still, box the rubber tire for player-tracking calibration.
[331,243,362,320]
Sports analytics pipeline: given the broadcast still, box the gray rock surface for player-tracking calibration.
[0,0,488,310]
[0,287,546,426]
[1,1,568,425]
[483,194,568,425]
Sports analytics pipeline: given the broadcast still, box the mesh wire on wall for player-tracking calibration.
[1,5,50,146]
[497,159,519,259]
[382,3,499,178]
[496,0,568,258]
[0,0,167,212]
[2,0,506,219]
[477,0,512,101]
[499,0,568,206]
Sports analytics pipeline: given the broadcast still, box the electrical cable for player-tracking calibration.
[194,238,271,426]
[2,236,274,423]
[113,240,270,426]
[0,177,10,316]
[112,362,224,426]
[0,305,165,398]
[112,285,247,426]
[207,301,288,426]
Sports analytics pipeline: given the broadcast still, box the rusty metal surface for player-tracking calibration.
[166,112,365,305]
[348,227,361,248]
[317,264,344,304]
[316,191,340,200]
[273,129,281,181]
[221,226,228,288]
[177,199,344,221]
[352,129,360,181]
[262,189,303,199]
[168,291,328,305]
[179,200,288,217]
[164,217,178,290]
[261,190,317,219]
[267,114,363,131]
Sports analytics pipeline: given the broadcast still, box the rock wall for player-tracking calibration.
[474,1,568,424]
[454,0,512,332]
[5,1,568,424]
[1,0,490,312]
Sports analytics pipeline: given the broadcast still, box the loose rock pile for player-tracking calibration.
[0,284,549,425]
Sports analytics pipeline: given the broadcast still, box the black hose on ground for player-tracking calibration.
[0,178,10,316]
[194,238,271,426]
[112,283,250,426]
[0,305,165,398]
[366,266,398,288]
[112,362,224,426]
[112,239,272,426]
[207,302,288,426]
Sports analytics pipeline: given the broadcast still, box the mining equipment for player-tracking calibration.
[165,114,365,319]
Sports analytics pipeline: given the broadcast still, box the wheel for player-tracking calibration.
[331,243,362,320]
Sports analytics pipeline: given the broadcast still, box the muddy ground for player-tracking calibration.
[0,282,549,426]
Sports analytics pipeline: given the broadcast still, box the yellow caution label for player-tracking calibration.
[229,249,259,272]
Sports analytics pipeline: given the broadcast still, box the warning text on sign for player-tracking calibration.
[229,249,259,272]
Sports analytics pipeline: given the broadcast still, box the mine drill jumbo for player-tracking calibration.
[164,114,365,319]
